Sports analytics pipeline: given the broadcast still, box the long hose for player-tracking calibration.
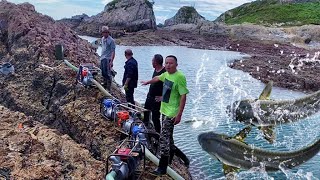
[145,148,184,180]
[63,60,185,180]
[63,60,114,98]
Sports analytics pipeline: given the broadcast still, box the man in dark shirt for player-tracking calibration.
[144,54,166,133]
[122,49,138,105]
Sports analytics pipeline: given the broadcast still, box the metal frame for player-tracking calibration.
[106,140,146,177]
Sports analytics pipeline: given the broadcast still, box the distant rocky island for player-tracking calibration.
[164,6,205,26]
[58,0,156,37]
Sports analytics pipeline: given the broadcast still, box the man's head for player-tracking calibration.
[101,26,110,37]
[125,49,133,59]
[152,54,163,68]
[165,55,178,74]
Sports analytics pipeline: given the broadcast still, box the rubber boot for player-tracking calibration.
[105,79,111,91]
[152,155,169,176]
[173,146,190,168]
[168,147,175,165]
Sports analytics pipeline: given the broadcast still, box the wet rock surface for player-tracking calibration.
[0,1,190,180]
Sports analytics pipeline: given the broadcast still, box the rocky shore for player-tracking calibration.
[58,0,320,93]
[0,2,190,179]
[116,26,320,92]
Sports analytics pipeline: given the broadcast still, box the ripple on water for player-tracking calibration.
[80,36,320,180]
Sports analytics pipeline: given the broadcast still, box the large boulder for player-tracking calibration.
[59,0,157,37]
[164,6,205,27]
[59,13,89,29]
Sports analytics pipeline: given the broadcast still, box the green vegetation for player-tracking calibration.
[180,6,196,20]
[106,0,120,10]
[106,0,153,10]
[222,1,320,26]
[145,0,153,9]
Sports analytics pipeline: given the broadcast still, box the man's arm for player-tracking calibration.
[109,40,116,67]
[174,94,187,125]
[124,77,131,90]
[110,51,115,65]
[141,76,160,85]
[124,63,134,89]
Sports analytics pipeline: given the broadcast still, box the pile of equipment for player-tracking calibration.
[76,63,100,87]
[106,140,146,180]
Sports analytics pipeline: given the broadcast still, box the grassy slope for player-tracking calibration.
[223,0,320,26]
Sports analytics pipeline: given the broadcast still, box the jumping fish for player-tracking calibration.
[227,81,320,126]
[198,131,320,172]
[227,81,320,143]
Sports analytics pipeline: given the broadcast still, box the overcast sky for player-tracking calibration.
[8,0,254,23]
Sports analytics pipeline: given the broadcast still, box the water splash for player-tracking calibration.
[289,51,320,74]
[279,164,319,180]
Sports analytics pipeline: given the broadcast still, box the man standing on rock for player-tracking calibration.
[143,54,166,134]
[100,26,115,91]
[142,55,189,176]
[123,49,138,105]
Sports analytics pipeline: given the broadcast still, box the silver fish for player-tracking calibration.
[198,131,320,171]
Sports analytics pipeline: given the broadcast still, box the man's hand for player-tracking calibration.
[173,114,182,125]
[141,81,148,86]
[124,84,129,91]
[155,96,162,102]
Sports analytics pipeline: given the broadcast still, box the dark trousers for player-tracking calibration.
[125,88,135,105]
[100,58,112,90]
[144,96,161,133]
[159,115,175,157]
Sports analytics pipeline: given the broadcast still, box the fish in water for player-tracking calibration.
[227,81,320,143]
[198,131,320,172]
[227,81,320,126]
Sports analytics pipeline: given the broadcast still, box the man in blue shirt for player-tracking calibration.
[100,26,115,91]
[122,49,138,105]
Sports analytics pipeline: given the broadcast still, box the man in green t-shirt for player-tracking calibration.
[142,55,189,176]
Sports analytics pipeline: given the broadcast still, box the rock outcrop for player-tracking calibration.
[0,105,104,179]
[59,13,89,29]
[164,6,205,26]
[59,0,157,37]
[0,1,190,179]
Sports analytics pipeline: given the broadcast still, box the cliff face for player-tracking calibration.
[0,2,190,179]
[0,2,110,178]
[164,6,205,27]
[59,0,157,37]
